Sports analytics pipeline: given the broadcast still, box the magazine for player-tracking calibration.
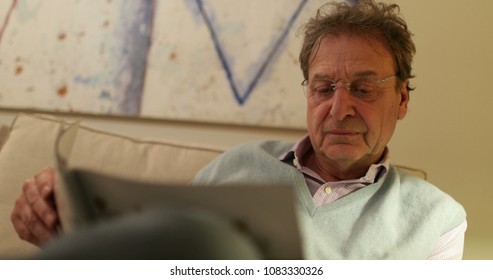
[54,122,302,259]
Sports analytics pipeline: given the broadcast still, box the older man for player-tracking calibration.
[192,0,466,259]
[11,0,466,259]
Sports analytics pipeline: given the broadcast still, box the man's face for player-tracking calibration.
[306,34,409,175]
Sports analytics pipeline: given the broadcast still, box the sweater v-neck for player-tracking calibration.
[288,166,387,216]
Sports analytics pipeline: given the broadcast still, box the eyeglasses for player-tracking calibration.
[302,75,397,102]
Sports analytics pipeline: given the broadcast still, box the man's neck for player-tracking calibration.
[303,148,380,182]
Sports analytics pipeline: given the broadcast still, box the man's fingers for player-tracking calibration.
[25,215,56,245]
[10,168,60,247]
[13,209,55,247]
[14,186,57,245]
[34,167,56,199]
[11,197,41,246]
[22,179,58,229]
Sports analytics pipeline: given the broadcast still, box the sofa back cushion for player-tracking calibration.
[0,114,224,258]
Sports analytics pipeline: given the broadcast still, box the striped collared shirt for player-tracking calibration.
[279,135,389,207]
[278,135,466,259]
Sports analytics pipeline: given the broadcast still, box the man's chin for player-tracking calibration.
[321,145,367,164]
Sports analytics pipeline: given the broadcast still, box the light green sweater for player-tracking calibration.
[192,140,466,259]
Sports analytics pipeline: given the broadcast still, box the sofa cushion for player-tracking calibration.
[0,114,224,258]
[68,122,224,183]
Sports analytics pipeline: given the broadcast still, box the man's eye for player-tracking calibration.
[313,86,334,95]
[351,82,374,95]
[350,81,380,101]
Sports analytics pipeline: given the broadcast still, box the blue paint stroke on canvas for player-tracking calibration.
[113,0,155,115]
[195,0,308,106]
[0,0,18,46]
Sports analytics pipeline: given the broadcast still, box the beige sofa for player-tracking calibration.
[0,114,226,259]
[0,113,426,259]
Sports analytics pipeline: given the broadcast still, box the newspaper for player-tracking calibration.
[53,122,302,259]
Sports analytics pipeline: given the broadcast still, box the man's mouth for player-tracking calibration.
[326,129,359,136]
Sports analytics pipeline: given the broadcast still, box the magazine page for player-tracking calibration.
[53,120,86,233]
[53,123,302,259]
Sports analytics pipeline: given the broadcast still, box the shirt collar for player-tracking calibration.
[279,135,390,184]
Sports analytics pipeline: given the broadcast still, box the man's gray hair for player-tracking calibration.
[299,0,416,91]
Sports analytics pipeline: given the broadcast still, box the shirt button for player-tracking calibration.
[324,186,332,194]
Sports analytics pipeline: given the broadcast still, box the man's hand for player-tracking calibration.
[11,167,59,247]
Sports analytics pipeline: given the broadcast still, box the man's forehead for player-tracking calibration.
[308,35,395,78]
[311,71,379,81]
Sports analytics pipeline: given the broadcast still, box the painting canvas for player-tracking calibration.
[0,0,152,115]
[0,0,337,129]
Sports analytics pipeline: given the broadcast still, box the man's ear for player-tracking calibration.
[397,80,409,120]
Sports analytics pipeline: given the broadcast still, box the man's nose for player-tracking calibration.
[329,88,356,121]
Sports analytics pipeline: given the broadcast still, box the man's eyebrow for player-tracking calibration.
[311,74,334,81]
[352,71,378,78]
[311,71,378,81]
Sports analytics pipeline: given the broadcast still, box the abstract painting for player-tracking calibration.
[0,0,335,129]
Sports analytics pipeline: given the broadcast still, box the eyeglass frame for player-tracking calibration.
[301,74,399,102]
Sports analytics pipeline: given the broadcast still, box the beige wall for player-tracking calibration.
[1,0,491,259]
[388,0,493,259]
